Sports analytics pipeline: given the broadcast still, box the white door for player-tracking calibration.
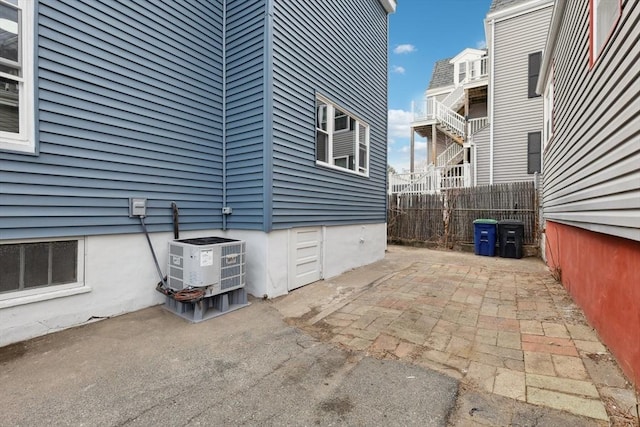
[288,228,322,291]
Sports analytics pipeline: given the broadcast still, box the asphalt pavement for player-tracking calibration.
[0,298,458,426]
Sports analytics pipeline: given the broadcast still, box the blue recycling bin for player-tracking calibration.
[473,219,498,256]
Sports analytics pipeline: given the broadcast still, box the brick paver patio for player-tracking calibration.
[282,245,639,426]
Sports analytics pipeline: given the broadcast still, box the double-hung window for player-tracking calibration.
[0,0,34,153]
[315,95,369,176]
[528,52,542,98]
[527,132,542,174]
[590,0,621,66]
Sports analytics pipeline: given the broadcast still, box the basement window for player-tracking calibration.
[316,95,369,176]
[0,239,87,306]
[590,0,621,66]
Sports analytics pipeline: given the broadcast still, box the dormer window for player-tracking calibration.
[450,49,488,86]
[458,62,467,84]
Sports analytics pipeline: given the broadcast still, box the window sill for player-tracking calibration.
[0,285,91,309]
[316,160,369,177]
[0,139,36,155]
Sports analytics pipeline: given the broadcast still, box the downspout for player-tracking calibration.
[473,143,477,186]
[489,18,495,185]
[385,11,390,224]
[263,0,274,233]
[222,0,228,231]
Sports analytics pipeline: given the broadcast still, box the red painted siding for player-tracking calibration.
[545,221,640,390]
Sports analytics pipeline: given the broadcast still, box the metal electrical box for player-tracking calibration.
[167,237,245,297]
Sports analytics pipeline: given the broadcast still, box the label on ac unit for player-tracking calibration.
[200,249,214,267]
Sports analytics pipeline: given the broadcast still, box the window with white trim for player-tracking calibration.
[0,0,35,153]
[590,0,621,66]
[0,239,82,295]
[316,95,369,175]
[527,132,542,174]
[528,52,542,98]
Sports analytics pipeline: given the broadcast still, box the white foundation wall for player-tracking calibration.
[218,229,289,298]
[322,223,387,279]
[224,223,387,298]
[0,229,220,347]
[0,223,387,346]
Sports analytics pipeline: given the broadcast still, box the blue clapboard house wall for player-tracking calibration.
[0,0,395,346]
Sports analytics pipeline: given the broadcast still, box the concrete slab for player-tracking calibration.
[449,387,608,427]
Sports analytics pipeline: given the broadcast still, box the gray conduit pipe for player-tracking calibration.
[139,216,167,289]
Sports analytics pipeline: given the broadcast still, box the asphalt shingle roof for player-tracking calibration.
[427,58,454,90]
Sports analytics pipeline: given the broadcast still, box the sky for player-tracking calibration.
[387,0,493,173]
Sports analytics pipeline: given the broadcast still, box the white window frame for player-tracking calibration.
[457,61,467,85]
[333,155,349,168]
[315,94,369,177]
[0,0,35,154]
[0,237,89,309]
[333,109,350,133]
[589,0,621,67]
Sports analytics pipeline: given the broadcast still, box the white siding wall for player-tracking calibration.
[492,6,552,183]
[473,126,491,186]
[543,0,640,241]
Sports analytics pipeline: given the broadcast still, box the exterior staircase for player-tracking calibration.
[396,55,489,195]
[441,85,465,111]
[414,97,466,144]
[436,143,464,168]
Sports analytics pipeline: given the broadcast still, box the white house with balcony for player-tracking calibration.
[390,0,553,195]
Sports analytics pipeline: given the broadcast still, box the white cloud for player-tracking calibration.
[387,109,431,172]
[391,65,406,74]
[400,141,427,153]
[393,44,416,54]
[476,40,487,49]
[388,109,413,140]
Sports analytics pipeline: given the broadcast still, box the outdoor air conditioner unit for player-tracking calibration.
[167,237,246,298]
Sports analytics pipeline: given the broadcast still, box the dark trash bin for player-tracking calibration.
[473,219,498,256]
[498,220,524,259]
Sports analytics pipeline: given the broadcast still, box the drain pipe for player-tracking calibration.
[222,0,228,231]
[139,216,167,288]
[489,18,495,185]
[171,201,180,239]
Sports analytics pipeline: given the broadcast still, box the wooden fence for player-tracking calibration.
[388,182,539,245]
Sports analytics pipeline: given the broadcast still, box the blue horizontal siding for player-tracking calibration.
[224,0,267,230]
[270,0,389,228]
[0,0,225,240]
[0,0,391,240]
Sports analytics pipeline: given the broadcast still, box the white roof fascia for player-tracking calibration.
[379,0,397,13]
[426,86,455,97]
[464,78,489,90]
[484,1,553,64]
[450,48,487,63]
[537,0,567,94]
[486,0,554,23]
